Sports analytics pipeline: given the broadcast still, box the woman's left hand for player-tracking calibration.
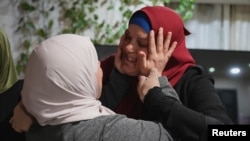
[137,27,177,76]
[9,102,33,133]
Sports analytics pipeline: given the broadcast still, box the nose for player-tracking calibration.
[124,41,137,53]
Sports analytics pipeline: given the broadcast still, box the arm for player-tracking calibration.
[142,67,233,141]
[144,87,203,140]
[158,76,180,102]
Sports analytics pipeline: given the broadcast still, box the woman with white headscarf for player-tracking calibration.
[19,34,173,141]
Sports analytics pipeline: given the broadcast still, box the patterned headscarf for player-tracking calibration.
[22,34,115,126]
[0,28,18,94]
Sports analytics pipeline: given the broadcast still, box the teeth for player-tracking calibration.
[128,57,135,61]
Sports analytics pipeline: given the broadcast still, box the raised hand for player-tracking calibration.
[114,33,125,74]
[137,68,160,102]
[138,27,177,76]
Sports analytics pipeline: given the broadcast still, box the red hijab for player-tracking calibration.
[141,6,195,86]
[101,6,195,119]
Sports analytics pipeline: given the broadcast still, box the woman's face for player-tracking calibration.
[119,24,149,76]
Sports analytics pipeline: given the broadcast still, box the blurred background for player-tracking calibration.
[0,0,249,124]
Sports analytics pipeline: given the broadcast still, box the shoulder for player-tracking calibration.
[100,55,115,69]
[182,65,214,83]
[1,79,23,95]
[186,65,208,75]
[175,65,215,94]
[100,115,172,141]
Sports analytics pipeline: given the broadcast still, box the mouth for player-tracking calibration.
[127,56,136,63]
[120,52,139,76]
[123,53,137,64]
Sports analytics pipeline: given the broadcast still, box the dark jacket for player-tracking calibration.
[143,65,234,141]
[0,80,25,141]
[100,57,233,141]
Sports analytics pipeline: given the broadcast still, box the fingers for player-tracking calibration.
[156,27,164,53]
[137,51,147,75]
[149,29,176,57]
[148,30,156,55]
[167,41,177,58]
[12,124,22,133]
[163,31,177,58]
[163,31,172,52]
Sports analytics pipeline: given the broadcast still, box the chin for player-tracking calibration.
[122,66,139,76]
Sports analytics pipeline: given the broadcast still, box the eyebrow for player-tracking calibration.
[126,30,149,41]
[137,37,148,42]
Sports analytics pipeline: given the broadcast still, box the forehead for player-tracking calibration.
[127,24,149,39]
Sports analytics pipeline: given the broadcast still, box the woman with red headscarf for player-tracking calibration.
[100,6,233,141]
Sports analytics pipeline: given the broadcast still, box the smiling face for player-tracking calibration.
[119,24,149,76]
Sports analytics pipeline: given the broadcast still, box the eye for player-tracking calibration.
[137,39,148,48]
[138,43,148,48]
[125,30,131,42]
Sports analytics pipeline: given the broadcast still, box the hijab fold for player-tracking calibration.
[22,34,115,126]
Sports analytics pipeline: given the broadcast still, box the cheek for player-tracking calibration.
[96,67,103,99]
[121,42,133,52]
[119,38,128,49]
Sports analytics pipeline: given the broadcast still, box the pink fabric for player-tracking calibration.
[22,34,114,126]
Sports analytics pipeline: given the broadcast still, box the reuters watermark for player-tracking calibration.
[208,125,249,140]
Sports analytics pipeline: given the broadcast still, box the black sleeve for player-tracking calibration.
[143,67,233,141]
[144,87,208,141]
[0,80,25,141]
[100,68,130,110]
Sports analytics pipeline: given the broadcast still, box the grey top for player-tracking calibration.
[159,76,181,103]
[26,114,173,141]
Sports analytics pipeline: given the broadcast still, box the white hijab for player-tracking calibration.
[22,34,115,126]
